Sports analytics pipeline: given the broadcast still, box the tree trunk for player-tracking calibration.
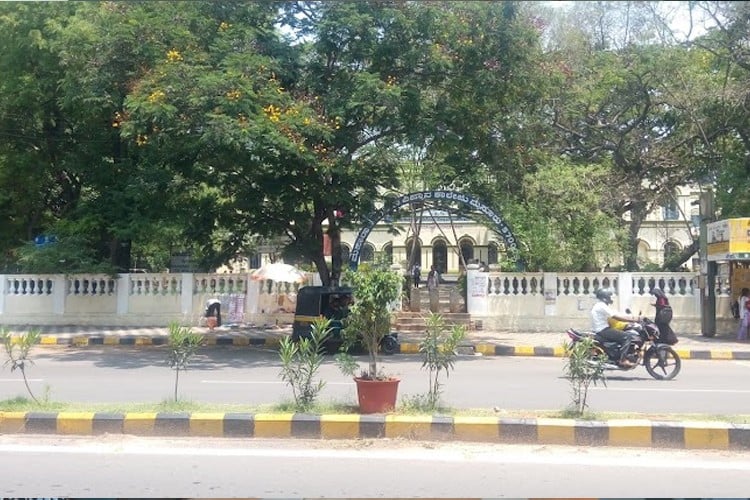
[623,202,648,271]
[108,238,132,272]
[328,214,342,286]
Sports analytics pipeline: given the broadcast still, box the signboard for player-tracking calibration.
[470,272,488,298]
[707,217,750,261]
[170,254,196,272]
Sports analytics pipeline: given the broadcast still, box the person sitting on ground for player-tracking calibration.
[590,288,639,367]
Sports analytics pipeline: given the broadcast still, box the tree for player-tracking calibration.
[0,2,77,270]
[518,158,625,271]
[547,42,716,269]
[692,1,750,218]
[122,1,545,284]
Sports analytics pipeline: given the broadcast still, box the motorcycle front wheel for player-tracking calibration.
[644,345,681,380]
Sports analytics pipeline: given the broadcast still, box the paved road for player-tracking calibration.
[1,435,748,497]
[4,347,750,415]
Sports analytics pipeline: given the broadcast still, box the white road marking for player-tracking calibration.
[0,441,748,470]
[200,380,353,385]
[592,386,750,393]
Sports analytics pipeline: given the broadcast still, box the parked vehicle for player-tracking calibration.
[291,285,399,354]
[566,315,681,380]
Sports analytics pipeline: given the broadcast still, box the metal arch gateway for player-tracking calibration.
[348,190,519,269]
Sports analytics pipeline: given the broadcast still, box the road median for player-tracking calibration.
[1,411,748,450]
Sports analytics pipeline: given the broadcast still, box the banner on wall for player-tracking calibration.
[471,272,489,298]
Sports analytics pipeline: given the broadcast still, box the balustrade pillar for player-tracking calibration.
[466,264,487,315]
[181,273,193,316]
[117,274,129,315]
[53,275,66,314]
[617,272,633,312]
[543,272,557,316]
[0,275,5,315]
[246,274,261,314]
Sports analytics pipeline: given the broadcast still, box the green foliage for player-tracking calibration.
[1,328,42,404]
[516,158,626,271]
[563,336,607,416]
[1,0,749,277]
[166,322,204,401]
[15,235,117,275]
[278,317,331,411]
[339,263,401,379]
[418,313,466,410]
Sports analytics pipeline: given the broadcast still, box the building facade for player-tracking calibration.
[334,185,702,274]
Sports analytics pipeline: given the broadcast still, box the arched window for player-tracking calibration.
[406,238,421,266]
[460,239,474,264]
[432,240,448,274]
[340,244,350,264]
[487,243,498,265]
[383,243,393,264]
[664,241,680,264]
[637,239,651,263]
[360,243,375,263]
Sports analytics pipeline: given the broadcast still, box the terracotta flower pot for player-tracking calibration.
[206,316,218,330]
[354,376,400,414]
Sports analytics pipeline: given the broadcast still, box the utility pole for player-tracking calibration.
[696,190,717,337]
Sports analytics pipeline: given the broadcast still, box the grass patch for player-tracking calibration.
[1,397,748,423]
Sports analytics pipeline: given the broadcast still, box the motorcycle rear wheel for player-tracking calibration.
[644,345,681,380]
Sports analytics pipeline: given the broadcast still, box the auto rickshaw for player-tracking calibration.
[291,285,399,354]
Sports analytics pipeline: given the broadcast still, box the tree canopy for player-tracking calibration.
[0,1,746,278]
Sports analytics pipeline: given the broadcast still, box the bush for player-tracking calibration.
[563,336,607,416]
[167,323,204,401]
[279,317,331,411]
[418,313,466,410]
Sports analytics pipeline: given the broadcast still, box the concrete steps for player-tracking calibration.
[393,311,472,334]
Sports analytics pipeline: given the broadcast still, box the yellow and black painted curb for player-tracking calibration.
[1,411,748,450]
[30,334,750,361]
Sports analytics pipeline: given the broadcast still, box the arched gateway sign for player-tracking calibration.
[349,190,519,269]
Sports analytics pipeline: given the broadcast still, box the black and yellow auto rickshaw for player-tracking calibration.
[291,285,399,354]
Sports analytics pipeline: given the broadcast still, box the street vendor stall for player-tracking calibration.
[707,217,750,309]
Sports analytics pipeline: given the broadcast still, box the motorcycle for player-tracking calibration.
[566,315,681,380]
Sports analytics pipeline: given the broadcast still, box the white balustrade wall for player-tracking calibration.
[468,267,731,334]
[0,272,317,327]
[0,269,733,333]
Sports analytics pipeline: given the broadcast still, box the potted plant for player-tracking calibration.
[336,262,402,413]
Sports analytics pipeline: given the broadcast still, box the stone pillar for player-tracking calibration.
[617,272,633,313]
[429,287,439,313]
[180,273,193,316]
[465,264,487,315]
[543,272,557,316]
[246,276,261,314]
[410,287,421,312]
[0,275,5,315]
[53,275,66,315]
[116,274,129,315]
[449,287,462,313]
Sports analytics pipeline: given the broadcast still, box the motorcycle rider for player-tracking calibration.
[591,288,640,368]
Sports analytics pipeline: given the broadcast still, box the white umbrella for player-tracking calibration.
[250,262,307,283]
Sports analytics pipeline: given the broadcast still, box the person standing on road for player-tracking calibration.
[590,288,639,367]
[737,287,750,341]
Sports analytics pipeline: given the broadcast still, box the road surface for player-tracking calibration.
[1,435,748,498]
[1,347,750,415]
